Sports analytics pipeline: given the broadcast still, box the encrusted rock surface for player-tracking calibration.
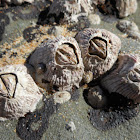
[116,0,138,18]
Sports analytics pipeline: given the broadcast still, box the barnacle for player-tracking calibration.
[0,64,42,120]
[53,91,71,104]
[29,36,84,91]
[76,28,121,81]
[101,54,140,103]
[46,0,94,23]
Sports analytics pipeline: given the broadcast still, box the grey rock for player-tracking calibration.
[116,0,138,18]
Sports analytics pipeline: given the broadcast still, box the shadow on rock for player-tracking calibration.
[16,96,60,140]
[0,13,10,41]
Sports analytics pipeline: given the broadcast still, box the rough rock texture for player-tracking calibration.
[47,0,95,23]
[29,36,84,91]
[76,28,121,80]
[116,20,140,41]
[0,64,42,120]
[116,0,138,18]
[101,54,140,103]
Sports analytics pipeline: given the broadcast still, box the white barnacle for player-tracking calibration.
[29,36,84,91]
[53,91,71,104]
[76,28,121,81]
[0,64,42,121]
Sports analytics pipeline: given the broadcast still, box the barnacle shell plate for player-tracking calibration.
[101,54,140,103]
[29,36,84,91]
[76,28,121,80]
[0,64,42,120]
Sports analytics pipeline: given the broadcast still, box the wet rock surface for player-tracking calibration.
[0,0,140,140]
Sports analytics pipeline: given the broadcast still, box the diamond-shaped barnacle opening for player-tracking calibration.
[0,73,17,98]
[55,43,79,65]
[88,37,107,59]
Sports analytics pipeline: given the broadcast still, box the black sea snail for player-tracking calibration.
[87,86,107,109]
[76,28,121,81]
[0,64,42,120]
[101,54,140,103]
[29,36,84,91]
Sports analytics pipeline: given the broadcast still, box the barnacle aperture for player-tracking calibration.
[76,28,121,81]
[55,43,78,65]
[29,36,84,91]
[0,64,42,120]
[101,54,140,103]
[89,37,107,59]
[0,73,17,98]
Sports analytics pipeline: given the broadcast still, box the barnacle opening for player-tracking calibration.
[55,43,79,65]
[88,37,107,59]
[0,73,17,98]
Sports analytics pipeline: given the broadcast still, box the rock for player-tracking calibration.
[65,121,76,132]
[116,0,138,18]
[47,0,95,23]
[88,14,101,25]
[116,20,140,41]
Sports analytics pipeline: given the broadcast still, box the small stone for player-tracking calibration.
[53,91,71,104]
[88,14,101,25]
[65,121,76,132]
[116,20,140,41]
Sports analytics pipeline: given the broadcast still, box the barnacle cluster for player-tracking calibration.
[0,27,139,130]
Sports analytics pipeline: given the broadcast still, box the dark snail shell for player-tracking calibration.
[101,54,140,103]
[29,36,84,91]
[87,86,107,109]
[0,64,42,120]
[75,28,121,80]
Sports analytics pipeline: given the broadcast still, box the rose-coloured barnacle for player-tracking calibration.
[75,28,121,80]
[87,86,107,109]
[29,36,84,91]
[101,54,140,103]
[0,64,42,120]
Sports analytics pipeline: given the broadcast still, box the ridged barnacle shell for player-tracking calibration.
[0,64,42,120]
[29,36,84,91]
[75,28,121,80]
[101,54,140,103]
